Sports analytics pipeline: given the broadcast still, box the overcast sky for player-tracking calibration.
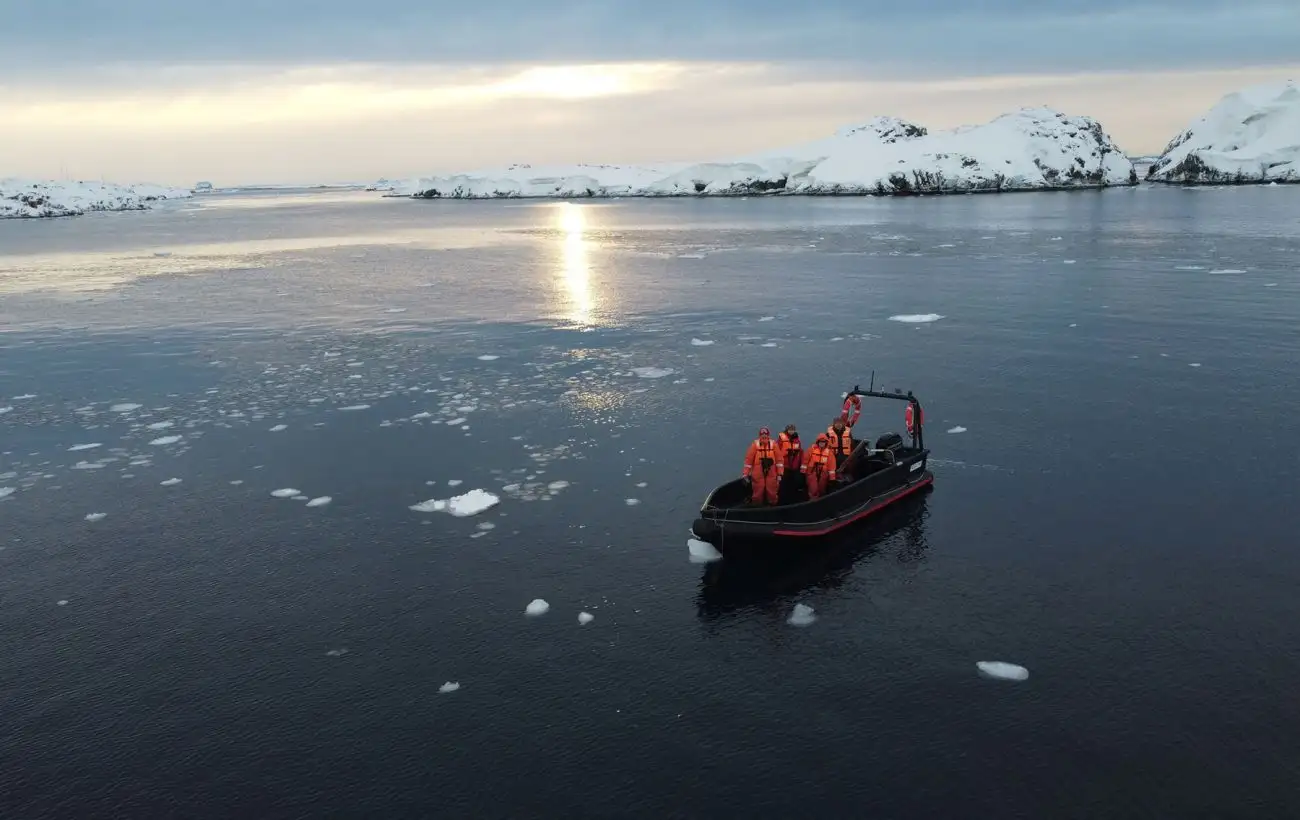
[2,1,1296,184]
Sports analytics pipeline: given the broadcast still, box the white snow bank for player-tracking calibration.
[396,109,1133,200]
[525,598,550,616]
[687,538,723,564]
[1,178,193,219]
[889,314,944,323]
[578,611,595,625]
[976,661,1029,681]
[409,488,500,516]
[1148,81,1299,184]
[787,603,817,627]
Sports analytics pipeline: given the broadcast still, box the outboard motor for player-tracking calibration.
[875,432,904,452]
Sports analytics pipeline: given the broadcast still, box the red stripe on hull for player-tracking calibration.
[771,474,933,537]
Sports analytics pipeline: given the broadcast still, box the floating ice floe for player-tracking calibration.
[84,513,107,522]
[146,421,173,430]
[977,661,1029,681]
[439,681,461,693]
[67,443,102,451]
[948,426,967,434]
[269,424,287,432]
[525,598,550,616]
[71,461,106,470]
[409,488,500,516]
[625,498,640,506]
[787,603,817,627]
[306,496,332,507]
[687,538,723,564]
[57,599,69,606]
[889,314,944,323]
[758,316,775,322]
[271,488,301,498]
[578,612,594,625]
[149,435,182,445]
[159,478,183,486]
[547,480,569,492]
[325,648,349,657]
[632,366,674,379]
[447,479,463,487]
[110,403,142,412]
[690,338,715,346]
[0,487,15,499]
[1210,269,1246,274]
[338,404,371,411]
[477,355,500,361]
[0,407,11,414]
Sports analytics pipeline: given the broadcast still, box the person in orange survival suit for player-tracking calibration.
[774,424,804,504]
[801,433,837,499]
[825,415,854,481]
[742,426,783,505]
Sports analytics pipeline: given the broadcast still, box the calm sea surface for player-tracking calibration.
[2,187,1299,818]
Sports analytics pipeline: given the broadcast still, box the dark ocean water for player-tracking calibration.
[2,187,1299,818]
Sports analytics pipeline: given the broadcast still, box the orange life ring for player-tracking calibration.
[905,403,922,435]
[841,394,862,427]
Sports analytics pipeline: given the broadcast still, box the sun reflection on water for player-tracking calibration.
[556,202,596,327]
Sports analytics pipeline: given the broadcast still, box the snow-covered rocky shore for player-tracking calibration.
[0,179,193,219]
[1148,81,1298,185]
[396,107,1136,200]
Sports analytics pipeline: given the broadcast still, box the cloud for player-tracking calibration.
[4,1,1299,75]
[4,61,1296,184]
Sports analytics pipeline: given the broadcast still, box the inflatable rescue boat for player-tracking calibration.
[690,384,934,548]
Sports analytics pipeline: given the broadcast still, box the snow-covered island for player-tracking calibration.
[395,107,1136,200]
[1148,80,1298,185]
[1,179,193,219]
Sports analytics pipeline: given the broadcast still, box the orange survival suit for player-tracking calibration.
[802,434,837,499]
[743,427,782,505]
[826,419,854,480]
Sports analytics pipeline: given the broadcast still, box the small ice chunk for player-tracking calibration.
[889,314,944,323]
[525,598,550,616]
[687,538,722,564]
[636,482,647,488]
[977,661,1029,681]
[292,495,309,501]
[84,513,106,522]
[447,479,463,487]
[306,496,332,507]
[149,435,182,445]
[110,403,142,412]
[760,342,778,348]
[159,478,183,486]
[690,338,714,346]
[787,603,817,627]
[410,489,499,516]
[325,648,349,657]
[386,307,408,313]
[146,421,174,430]
[477,355,500,361]
[1063,259,1076,264]
[229,480,244,485]
[57,599,69,606]
[269,424,287,432]
[71,461,105,470]
[271,488,301,498]
[338,404,371,411]
[578,612,594,625]
[625,498,640,505]
[68,443,102,451]
[758,316,775,322]
[0,487,15,499]
[547,480,569,491]
[632,367,674,379]
[439,681,461,693]
[1209,269,1245,274]
[445,417,467,426]
[948,426,967,434]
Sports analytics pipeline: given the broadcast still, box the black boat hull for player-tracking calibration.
[691,447,933,545]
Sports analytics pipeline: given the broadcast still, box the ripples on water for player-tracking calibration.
[2,186,1299,817]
